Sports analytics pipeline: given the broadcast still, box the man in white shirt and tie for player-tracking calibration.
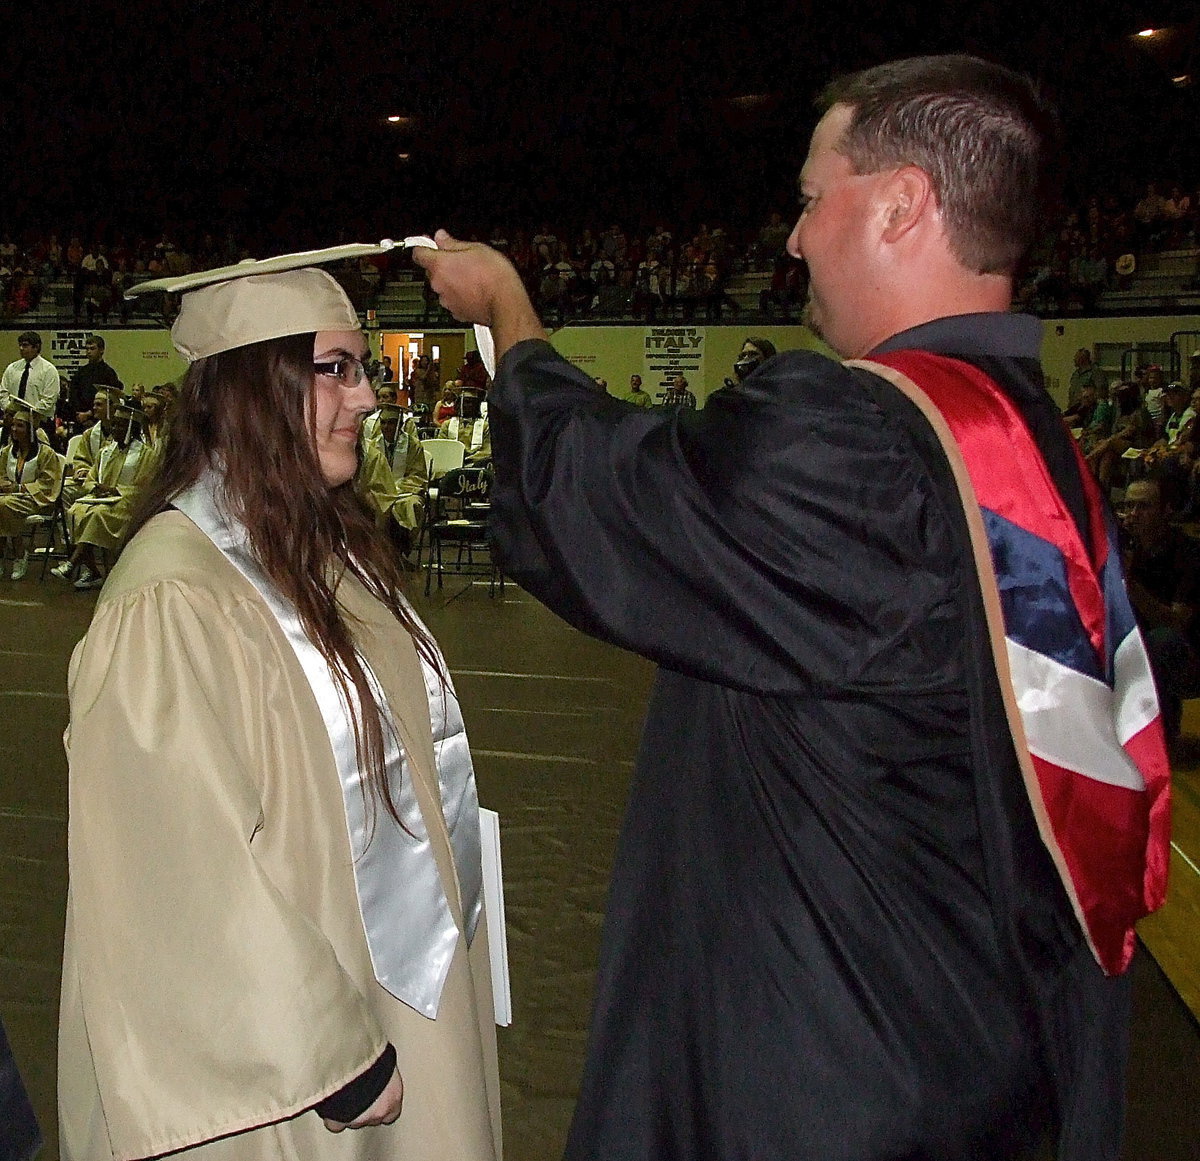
[1,332,62,424]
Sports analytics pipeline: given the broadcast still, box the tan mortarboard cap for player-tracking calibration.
[7,402,35,423]
[124,240,423,362]
[168,268,360,361]
[124,236,501,377]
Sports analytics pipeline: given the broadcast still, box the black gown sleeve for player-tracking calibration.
[0,1015,41,1161]
[488,339,965,697]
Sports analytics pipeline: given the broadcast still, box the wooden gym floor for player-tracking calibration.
[2,572,1198,1160]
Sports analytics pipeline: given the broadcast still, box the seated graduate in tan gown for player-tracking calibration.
[438,396,492,465]
[60,245,502,1161]
[0,402,61,579]
[138,383,169,448]
[55,396,156,590]
[62,388,113,507]
[356,402,429,554]
[361,382,399,442]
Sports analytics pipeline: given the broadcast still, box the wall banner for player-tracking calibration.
[48,330,94,381]
[643,326,705,401]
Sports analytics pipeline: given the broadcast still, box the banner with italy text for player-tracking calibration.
[643,326,705,404]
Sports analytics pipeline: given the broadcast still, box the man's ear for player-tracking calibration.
[880,166,937,244]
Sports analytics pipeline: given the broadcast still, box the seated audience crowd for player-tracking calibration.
[0,314,736,597]
[1071,348,1200,743]
[1017,182,1200,312]
[4,175,1200,327]
[0,326,185,588]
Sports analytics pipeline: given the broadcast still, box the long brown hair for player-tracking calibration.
[128,331,440,829]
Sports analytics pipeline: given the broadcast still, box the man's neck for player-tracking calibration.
[859,261,1013,358]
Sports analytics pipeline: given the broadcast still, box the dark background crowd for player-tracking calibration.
[6,173,1200,328]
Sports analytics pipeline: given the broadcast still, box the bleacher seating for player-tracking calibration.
[6,206,1200,330]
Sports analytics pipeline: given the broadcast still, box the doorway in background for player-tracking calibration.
[377,331,466,409]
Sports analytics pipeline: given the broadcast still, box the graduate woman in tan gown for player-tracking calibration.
[59,247,501,1161]
[0,402,60,579]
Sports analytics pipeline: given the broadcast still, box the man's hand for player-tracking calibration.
[410,231,518,327]
[412,230,546,361]
[322,1068,403,1133]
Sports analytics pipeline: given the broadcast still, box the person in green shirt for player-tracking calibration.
[1068,347,1107,407]
[623,373,652,407]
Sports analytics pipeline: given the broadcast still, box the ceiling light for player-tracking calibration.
[727,94,772,111]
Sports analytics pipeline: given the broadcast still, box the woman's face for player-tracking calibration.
[312,330,375,488]
[11,418,30,446]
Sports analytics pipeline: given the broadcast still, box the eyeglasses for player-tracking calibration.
[313,357,369,386]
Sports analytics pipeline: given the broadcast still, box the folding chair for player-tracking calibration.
[26,454,71,579]
[416,438,467,566]
[421,437,465,480]
[423,466,504,596]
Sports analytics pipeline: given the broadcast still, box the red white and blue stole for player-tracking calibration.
[852,351,1171,976]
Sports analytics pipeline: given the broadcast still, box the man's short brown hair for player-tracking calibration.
[819,55,1060,276]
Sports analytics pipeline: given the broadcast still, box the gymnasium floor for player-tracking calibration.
[2,571,1198,1160]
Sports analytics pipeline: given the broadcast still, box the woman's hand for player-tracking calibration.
[321,1068,403,1133]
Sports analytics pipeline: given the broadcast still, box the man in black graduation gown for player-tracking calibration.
[0,1015,41,1161]
[415,55,1154,1161]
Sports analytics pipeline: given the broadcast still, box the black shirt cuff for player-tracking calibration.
[312,1043,397,1123]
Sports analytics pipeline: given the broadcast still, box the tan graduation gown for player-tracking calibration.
[0,442,60,536]
[64,424,107,506]
[67,440,157,551]
[59,511,502,1161]
[72,423,106,475]
[438,417,492,465]
[356,421,429,533]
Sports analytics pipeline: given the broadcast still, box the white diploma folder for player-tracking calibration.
[478,807,512,1026]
